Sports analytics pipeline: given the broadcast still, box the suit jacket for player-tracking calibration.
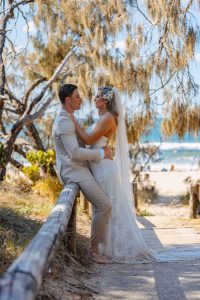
[52,108,101,184]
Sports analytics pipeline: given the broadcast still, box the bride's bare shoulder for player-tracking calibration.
[101,112,116,123]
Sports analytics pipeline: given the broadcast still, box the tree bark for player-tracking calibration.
[26,123,45,150]
[0,11,7,133]
[10,157,24,169]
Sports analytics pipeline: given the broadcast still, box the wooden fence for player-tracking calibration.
[0,183,79,300]
[189,183,200,219]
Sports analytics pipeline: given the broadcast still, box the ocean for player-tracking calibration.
[140,119,200,171]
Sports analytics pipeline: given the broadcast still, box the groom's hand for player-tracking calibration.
[103,146,113,160]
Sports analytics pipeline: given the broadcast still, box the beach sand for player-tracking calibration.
[143,170,200,196]
[139,170,200,217]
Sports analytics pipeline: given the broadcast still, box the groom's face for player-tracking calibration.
[66,88,82,111]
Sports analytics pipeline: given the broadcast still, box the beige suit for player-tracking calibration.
[52,108,112,248]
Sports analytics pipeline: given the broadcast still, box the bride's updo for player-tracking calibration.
[98,86,119,124]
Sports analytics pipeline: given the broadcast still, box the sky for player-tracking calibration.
[4,0,200,119]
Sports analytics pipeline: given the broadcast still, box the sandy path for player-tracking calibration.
[144,171,200,197]
[86,172,200,299]
[88,215,200,300]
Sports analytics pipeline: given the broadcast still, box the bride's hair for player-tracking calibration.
[98,86,119,124]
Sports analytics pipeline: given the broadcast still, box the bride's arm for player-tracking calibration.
[70,114,113,145]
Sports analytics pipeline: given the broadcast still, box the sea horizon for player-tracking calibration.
[138,119,200,171]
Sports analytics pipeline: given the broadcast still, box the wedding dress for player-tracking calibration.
[85,88,200,263]
[87,124,152,262]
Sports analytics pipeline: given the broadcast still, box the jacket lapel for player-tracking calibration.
[58,108,86,147]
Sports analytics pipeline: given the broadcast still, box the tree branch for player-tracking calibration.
[21,47,76,118]
[10,157,24,169]
[23,77,46,107]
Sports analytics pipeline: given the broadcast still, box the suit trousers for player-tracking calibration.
[78,179,112,249]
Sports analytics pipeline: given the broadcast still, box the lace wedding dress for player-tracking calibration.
[85,88,200,263]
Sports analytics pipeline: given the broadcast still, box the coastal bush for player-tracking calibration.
[22,165,41,183]
[180,193,190,205]
[22,149,56,183]
[26,149,55,172]
[138,188,158,204]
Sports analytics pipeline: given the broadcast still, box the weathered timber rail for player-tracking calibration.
[0,183,79,300]
[189,183,200,219]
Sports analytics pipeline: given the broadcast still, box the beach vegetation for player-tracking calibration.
[137,209,154,217]
[179,193,190,205]
[22,165,41,183]
[22,149,56,183]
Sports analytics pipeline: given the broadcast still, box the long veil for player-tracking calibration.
[113,88,135,211]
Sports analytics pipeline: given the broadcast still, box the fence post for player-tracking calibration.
[67,199,77,253]
[80,192,90,216]
[133,181,138,210]
[189,184,199,219]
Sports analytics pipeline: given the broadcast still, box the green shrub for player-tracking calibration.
[22,165,41,183]
[22,149,56,182]
[26,149,55,172]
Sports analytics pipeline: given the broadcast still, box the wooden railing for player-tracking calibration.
[189,183,200,219]
[0,183,79,300]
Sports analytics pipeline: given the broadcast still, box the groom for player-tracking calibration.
[52,84,112,263]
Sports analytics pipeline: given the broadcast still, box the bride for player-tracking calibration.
[70,86,153,262]
[70,86,200,263]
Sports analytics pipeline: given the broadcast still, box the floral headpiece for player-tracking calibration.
[100,87,114,102]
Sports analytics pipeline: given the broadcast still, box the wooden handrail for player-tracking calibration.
[0,183,79,300]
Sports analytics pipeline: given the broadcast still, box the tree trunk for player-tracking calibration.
[26,123,45,150]
[0,12,7,133]
[0,123,23,181]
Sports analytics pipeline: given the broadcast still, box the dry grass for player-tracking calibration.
[0,183,54,275]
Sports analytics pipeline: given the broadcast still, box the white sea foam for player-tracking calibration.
[140,142,200,151]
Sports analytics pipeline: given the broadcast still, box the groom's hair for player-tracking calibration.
[59,84,78,104]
